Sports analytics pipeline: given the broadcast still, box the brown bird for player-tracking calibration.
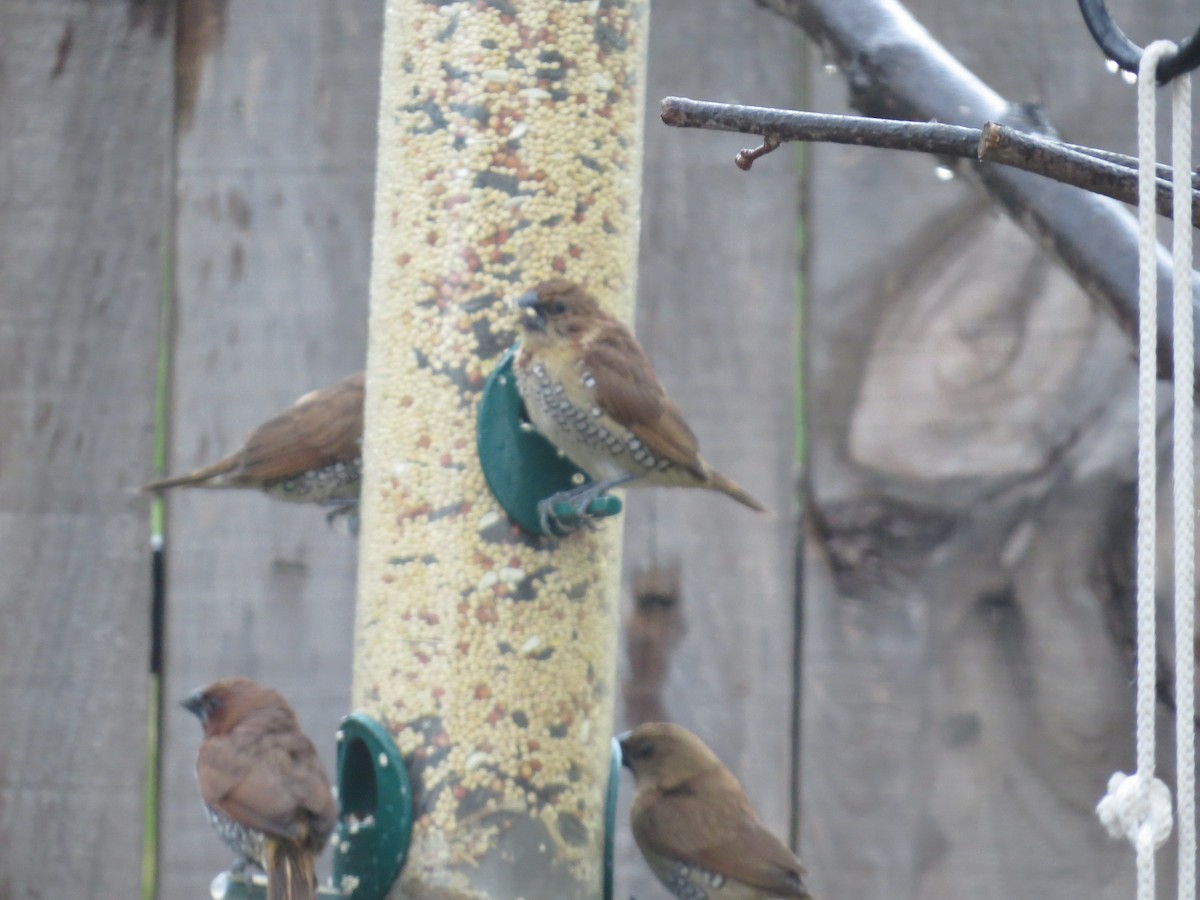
[513,279,765,533]
[183,678,337,900]
[143,371,364,524]
[620,722,813,900]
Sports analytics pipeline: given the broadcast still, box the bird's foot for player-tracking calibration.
[538,490,592,536]
[537,476,630,536]
[323,499,360,536]
[227,857,259,877]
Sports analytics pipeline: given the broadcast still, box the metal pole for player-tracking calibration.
[354,0,649,896]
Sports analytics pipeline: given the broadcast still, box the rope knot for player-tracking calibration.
[1096,771,1174,849]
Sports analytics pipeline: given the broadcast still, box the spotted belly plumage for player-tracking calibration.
[645,856,739,900]
[205,803,265,867]
[515,359,683,485]
[261,457,362,505]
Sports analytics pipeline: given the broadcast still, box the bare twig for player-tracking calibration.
[1067,142,1200,189]
[747,0,1200,384]
[661,96,1199,223]
[663,96,980,155]
[977,124,1197,222]
[735,135,782,170]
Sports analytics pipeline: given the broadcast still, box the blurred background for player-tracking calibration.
[1,0,1197,898]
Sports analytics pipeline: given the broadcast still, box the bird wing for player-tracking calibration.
[582,326,705,479]
[633,771,809,897]
[234,371,364,483]
[690,819,810,897]
[198,728,333,841]
[282,733,339,837]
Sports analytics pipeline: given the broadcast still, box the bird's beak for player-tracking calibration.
[616,731,633,769]
[181,689,205,724]
[517,289,545,331]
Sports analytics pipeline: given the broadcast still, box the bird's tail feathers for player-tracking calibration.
[707,470,768,513]
[140,457,238,492]
[264,841,318,900]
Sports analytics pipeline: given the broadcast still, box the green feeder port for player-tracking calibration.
[603,736,621,900]
[333,711,412,899]
[478,345,623,536]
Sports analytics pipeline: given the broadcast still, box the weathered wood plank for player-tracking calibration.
[798,1,1196,899]
[157,2,379,895]
[615,2,803,897]
[0,2,171,897]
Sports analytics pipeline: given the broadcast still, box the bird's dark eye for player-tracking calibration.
[550,299,567,315]
[204,695,223,714]
[636,741,655,759]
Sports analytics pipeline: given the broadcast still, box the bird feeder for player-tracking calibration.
[202,730,620,900]
[353,0,649,896]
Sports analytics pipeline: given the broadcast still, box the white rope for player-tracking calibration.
[1095,40,1182,900]
[1099,772,1174,848]
[1170,48,1195,900]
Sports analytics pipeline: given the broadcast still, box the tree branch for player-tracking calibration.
[660,97,1200,223]
[746,0,1200,385]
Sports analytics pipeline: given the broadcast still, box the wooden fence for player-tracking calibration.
[0,0,1194,898]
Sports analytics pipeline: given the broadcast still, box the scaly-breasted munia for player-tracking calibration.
[620,722,813,900]
[513,279,765,533]
[183,678,337,900]
[143,371,363,521]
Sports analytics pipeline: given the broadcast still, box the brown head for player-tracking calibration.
[516,279,609,340]
[619,721,726,793]
[181,677,296,738]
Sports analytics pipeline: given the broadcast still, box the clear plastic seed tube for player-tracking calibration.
[354,0,648,896]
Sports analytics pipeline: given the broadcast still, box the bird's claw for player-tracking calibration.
[323,499,360,535]
[228,857,257,877]
[537,490,601,536]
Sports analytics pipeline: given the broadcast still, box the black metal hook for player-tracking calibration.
[1078,0,1200,85]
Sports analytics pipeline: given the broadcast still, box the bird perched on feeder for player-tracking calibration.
[183,677,337,900]
[513,279,765,533]
[619,722,814,900]
[142,371,364,526]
